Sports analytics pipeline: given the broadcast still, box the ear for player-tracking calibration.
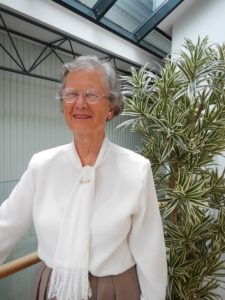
[107,107,115,120]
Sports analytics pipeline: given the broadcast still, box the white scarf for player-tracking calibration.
[48,138,108,300]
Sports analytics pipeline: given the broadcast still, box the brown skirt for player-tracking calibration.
[33,262,141,300]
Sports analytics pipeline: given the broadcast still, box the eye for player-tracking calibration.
[86,91,100,101]
[63,90,78,99]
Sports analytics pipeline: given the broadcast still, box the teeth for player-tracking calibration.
[73,114,90,118]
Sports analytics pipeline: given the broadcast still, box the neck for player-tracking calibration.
[74,132,105,166]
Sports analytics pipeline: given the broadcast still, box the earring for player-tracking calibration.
[107,112,112,120]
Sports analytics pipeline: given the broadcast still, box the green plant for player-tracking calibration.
[120,37,225,299]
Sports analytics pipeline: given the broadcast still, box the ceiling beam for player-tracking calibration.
[133,0,184,42]
[93,0,117,21]
[52,0,95,19]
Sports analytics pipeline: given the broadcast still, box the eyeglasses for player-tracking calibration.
[61,88,109,104]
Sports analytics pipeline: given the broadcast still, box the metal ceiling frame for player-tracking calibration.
[52,0,184,58]
[93,0,117,20]
[0,7,139,83]
[134,0,183,41]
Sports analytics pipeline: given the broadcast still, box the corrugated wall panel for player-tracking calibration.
[0,32,141,299]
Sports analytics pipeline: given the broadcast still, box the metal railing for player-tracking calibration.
[0,252,41,279]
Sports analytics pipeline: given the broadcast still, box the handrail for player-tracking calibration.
[0,251,41,279]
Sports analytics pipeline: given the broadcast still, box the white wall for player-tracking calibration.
[172,0,225,54]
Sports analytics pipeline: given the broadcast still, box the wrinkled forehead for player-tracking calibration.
[61,68,110,93]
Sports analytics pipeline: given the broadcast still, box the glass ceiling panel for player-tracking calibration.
[52,0,183,58]
[104,0,167,33]
[77,0,98,8]
[140,41,167,58]
[143,29,171,54]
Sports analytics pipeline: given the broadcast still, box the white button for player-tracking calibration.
[80,179,91,184]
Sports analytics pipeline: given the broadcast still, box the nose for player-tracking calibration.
[74,92,87,109]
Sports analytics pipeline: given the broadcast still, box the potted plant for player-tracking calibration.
[120,37,225,299]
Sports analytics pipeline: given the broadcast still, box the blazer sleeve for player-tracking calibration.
[128,160,167,300]
[0,159,35,264]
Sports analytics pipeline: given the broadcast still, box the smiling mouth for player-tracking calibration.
[73,114,92,119]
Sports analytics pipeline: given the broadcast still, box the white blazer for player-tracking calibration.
[0,138,167,299]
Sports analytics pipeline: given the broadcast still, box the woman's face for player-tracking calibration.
[62,69,114,137]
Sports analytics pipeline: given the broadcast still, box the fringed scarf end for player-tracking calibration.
[48,265,92,300]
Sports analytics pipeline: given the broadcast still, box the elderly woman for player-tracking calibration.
[0,56,167,300]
